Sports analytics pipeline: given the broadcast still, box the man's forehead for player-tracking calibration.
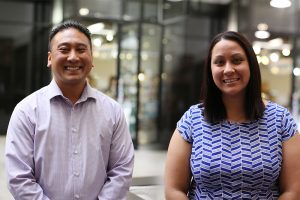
[51,29,90,44]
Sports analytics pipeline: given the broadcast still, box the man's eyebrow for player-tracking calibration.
[56,42,69,47]
[56,42,89,47]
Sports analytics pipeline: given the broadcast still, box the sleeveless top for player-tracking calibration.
[177,101,298,199]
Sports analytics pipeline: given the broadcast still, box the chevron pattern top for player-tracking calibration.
[177,101,298,200]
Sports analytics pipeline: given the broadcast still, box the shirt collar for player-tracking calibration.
[47,79,97,103]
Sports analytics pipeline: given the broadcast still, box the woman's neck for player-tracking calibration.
[222,96,247,123]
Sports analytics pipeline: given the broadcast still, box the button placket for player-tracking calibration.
[70,106,81,198]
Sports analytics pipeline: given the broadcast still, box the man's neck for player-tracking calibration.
[57,81,86,105]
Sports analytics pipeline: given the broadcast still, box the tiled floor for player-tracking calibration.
[0,136,166,200]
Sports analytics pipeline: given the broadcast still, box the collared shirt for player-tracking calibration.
[5,80,134,200]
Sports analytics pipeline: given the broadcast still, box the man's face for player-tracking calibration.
[47,28,93,88]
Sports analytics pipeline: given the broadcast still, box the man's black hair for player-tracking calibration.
[48,20,92,50]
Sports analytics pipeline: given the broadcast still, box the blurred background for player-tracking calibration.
[0,0,299,199]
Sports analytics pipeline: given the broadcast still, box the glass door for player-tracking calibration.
[118,22,162,147]
[118,23,139,146]
[138,23,161,145]
[88,21,118,99]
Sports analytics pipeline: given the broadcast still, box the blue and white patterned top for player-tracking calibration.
[177,101,298,200]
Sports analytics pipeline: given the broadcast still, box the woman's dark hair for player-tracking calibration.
[48,20,92,51]
[200,31,265,123]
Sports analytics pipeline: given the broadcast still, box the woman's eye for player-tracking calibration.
[214,60,225,66]
[232,58,243,65]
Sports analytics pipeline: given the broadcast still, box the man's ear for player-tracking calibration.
[47,51,51,68]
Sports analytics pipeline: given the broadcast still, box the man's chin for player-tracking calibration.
[63,78,86,86]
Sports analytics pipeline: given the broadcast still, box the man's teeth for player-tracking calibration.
[223,78,238,83]
[65,66,80,71]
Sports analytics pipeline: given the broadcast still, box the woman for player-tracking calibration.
[164,31,300,199]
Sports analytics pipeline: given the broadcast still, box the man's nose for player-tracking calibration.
[68,50,79,61]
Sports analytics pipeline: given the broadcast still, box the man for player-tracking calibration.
[5,20,134,200]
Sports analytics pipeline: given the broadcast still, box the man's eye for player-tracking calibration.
[77,48,86,52]
[58,48,69,52]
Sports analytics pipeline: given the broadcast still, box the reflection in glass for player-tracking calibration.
[119,24,139,141]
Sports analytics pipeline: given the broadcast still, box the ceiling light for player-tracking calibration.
[92,38,102,47]
[106,34,114,41]
[270,0,291,8]
[79,8,89,16]
[253,44,261,55]
[268,38,283,47]
[255,30,270,39]
[293,67,300,76]
[282,48,290,56]
[88,23,105,34]
[257,23,268,31]
[261,56,270,65]
[270,52,279,62]
[138,73,145,81]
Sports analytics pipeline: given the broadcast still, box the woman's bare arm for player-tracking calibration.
[278,132,300,200]
[164,129,192,200]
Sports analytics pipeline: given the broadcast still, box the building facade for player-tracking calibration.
[0,0,298,149]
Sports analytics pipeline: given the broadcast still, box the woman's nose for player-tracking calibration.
[224,63,235,74]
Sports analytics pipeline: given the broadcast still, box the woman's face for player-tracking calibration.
[211,39,250,99]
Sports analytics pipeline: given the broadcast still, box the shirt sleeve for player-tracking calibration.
[5,103,51,200]
[177,106,195,143]
[97,105,134,200]
[280,107,298,141]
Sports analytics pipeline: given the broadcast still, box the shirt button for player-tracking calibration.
[73,150,79,154]
[74,194,80,199]
[74,172,80,177]
[72,128,77,133]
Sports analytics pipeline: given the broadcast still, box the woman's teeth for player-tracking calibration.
[223,78,239,83]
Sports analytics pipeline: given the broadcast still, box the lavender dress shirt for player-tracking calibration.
[5,80,134,200]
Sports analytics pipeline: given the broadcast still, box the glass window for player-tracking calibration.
[88,21,118,98]
[251,0,296,34]
[139,24,162,144]
[163,0,186,20]
[0,1,51,135]
[144,0,159,22]
[238,0,295,109]
[67,0,122,19]
[123,0,141,20]
[119,23,139,141]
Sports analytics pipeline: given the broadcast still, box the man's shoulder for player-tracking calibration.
[90,88,121,108]
[15,85,50,110]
